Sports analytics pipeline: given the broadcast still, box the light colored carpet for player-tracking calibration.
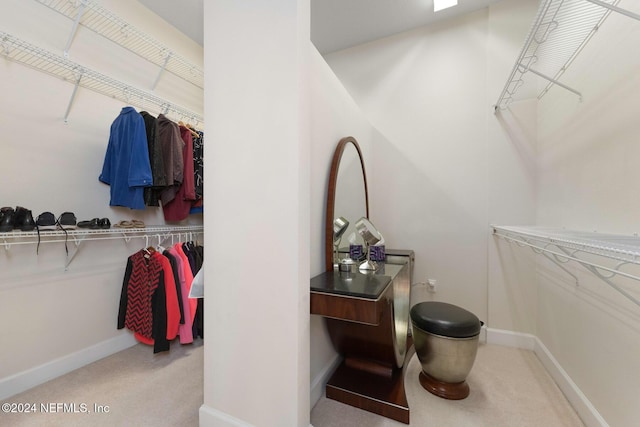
[0,339,203,427]
[311,343,585,427]
[2,341,584,426]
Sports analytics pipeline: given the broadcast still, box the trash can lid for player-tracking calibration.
[410,301,481,338]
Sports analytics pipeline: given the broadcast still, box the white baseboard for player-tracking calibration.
[199,404,253,427]
[532,336,609,427]
[310,353,341,410]
[485,327,536,350]
[0,333,137,401]
[486,328,608,427]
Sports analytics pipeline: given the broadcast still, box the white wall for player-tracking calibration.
[533,2,640,425]
[0,0,203,399]
[201,1,310,426]
[487,0,539,334]
[322,0,640,424]
[319,0,640,425]
[308,41,391,407]
[321,2,540,325]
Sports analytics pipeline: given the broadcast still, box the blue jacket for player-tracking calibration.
[99,107,152,210]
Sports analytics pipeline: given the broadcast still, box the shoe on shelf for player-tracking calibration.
[14,206,36,231]
[114,220,134,229]
[99,218,111,229]
[36,212,57,231]
[78,218,100,229]
[131,219,145,228]
[57,212,77,230]
[0,207,14,232]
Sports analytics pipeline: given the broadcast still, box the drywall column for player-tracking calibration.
[201,1,310,426]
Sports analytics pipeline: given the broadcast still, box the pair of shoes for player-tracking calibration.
[0,207,13,232]
[0,206,36,232]
[36,212,56,230]
[57,212,77,230]
[35,211,56,254]
[77,218,111,229]
[131,219,145,228]
[114,219,145,229]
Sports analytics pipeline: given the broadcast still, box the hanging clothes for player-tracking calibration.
[192,129,204,199]
[157,114,184,206]
[99,106,152,210]
[167,243,196,344]
[163,249,185,324]
[117,249,169,353]
[186,242,204,339]
[140,111,167,207]
[162,125,197,221]
[156,251,181,340]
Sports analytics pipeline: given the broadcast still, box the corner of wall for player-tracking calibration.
[0,333,137,401]
[487,328,608,427]
[310,353,341,409]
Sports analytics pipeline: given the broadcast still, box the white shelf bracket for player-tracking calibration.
[542,252,580,284]
[152,51,172,90]
[554,245,640,306]
[520,65,583,102]
[64,69,84,123]
[64,0,87,58]
[63,232,86,270]
[493,226,640,308]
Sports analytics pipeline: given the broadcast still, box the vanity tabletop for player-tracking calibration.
[310,263,406,300]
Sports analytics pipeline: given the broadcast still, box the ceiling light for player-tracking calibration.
[434,0,458,12]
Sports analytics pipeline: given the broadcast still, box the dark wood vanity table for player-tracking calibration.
[311,250,415,424]
[315,136,415,423]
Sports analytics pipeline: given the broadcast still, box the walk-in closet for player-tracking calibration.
[0,0,205,423]
[2,0,639,426]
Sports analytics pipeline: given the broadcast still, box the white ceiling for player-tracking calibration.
[311,0,503,54]
[139,0,503,54]
[137,0,204,46]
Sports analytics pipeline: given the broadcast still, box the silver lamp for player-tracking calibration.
[355,217,382,271]
[333,216,349,269]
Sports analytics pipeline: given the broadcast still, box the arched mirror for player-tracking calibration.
[325,136,369,271]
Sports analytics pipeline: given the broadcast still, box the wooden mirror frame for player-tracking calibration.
[325,136,370,272]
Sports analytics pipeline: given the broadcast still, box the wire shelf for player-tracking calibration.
[1,225,204,247]
[492,225,640,307]
[0,31,203,124]
[34,0,204,89]
[495,0,628,111]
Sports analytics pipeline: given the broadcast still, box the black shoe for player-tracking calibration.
[0,207,14,232]
[36,212,57,231]
[57,212,77,230]
[14,206,36,231]
[35,211,57,254]
[78,218,100,229]
[99,218,111,229]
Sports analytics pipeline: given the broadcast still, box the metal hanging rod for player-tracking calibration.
[1,225,204,269]
[1,225,204,248]
[494,0,639,111]
[33,0,204,89]
[492,225,640,307]
[0,32,203,124]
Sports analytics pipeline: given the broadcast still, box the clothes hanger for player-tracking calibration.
[178,120,200,138]
[156,234,166,252]
[141,235,156,258]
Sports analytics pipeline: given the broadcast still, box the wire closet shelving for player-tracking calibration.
[0,31,204,124]
[494,0,640,111]
[1,225,204,269]
[33,0,204,89]
[492,225,640,307]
